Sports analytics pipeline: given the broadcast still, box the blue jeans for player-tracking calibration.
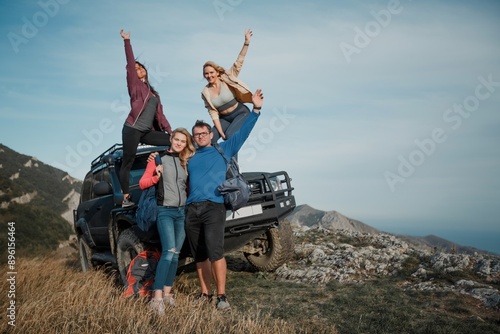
[153,206,186,291]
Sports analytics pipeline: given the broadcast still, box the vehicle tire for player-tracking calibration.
[244,217,295,272]
[79,237,94,272]
[116,228,146,285]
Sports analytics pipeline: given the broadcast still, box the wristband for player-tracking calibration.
[253,106,261,110]
[244,43,249,46]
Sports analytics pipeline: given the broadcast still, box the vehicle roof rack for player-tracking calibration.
[90,143,168,169]
[90,143,123,168]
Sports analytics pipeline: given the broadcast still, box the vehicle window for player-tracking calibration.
[116,154,149,187]
[92,167,111,199]
[81,173,93,202]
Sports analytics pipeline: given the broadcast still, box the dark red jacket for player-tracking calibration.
[123,39,172,134]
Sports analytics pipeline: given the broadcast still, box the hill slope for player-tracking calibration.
[0,144,81,261]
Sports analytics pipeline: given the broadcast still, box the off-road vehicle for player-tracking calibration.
[74,144,296,284]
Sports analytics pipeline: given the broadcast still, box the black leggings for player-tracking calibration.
[120,125,170,194]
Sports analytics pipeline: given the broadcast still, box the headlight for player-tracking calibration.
[269,177,282,192]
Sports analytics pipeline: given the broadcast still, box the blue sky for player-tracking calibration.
[1,0,499,253]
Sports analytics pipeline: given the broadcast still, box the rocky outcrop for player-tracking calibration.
[275,224,500,310]
[0,191,38,209]
[24,158,39,168]
[61,189,80,224]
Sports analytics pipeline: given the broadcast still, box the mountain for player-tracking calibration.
[287,204,379,234]
[287,205,495,256]
[0,143,81,262]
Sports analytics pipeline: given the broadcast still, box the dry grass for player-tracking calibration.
[0,255,322,334]
[2,250,499,334]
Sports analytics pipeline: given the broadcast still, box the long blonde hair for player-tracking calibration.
[170,128,196,170]
[203,61,225,78]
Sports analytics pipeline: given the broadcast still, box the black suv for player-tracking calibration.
[74,144,296,283]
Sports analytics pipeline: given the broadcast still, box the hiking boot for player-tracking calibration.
[150,298,165,316]
[192,292,213,306]
[163,293,176,307]
[216,294,231,311]
[122,195,134,208]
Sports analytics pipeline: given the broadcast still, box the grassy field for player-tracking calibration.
[1,252,499,334]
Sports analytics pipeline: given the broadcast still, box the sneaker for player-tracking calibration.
[216,294,231,311]
[150,298,165,316]
[122,195,134,208]
[163,293,176,307]
[192,292,213,306]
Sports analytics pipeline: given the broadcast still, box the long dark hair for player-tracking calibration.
[136,60,159,97]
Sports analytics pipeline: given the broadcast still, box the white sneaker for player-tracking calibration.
[150,298,165,316]
[163,293,176,307]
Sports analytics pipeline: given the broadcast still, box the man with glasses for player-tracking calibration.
[185,89,264,311]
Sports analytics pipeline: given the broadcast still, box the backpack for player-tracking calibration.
[122,249,161,298]
[214,143,251,212]
[135,186,157,232]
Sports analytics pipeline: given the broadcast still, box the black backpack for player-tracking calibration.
[214,144,251,212]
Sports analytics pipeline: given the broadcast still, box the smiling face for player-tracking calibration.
[192,125,213,148]
[203,65,219,85]
[170,132,188,153]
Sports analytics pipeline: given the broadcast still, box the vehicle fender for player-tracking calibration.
[109,209,136,255]
[75,218,96,248]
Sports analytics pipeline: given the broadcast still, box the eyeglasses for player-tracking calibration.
[193,131,211,138]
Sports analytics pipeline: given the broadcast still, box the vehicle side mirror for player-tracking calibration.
[93,181,113,196]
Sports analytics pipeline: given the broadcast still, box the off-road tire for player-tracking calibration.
[116,228,146,285]
[79,237,94,272]
[244,217,294,272]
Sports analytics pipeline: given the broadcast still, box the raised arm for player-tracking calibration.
[227,29,253,77]
[238,29,252,58]
[120,29,136,70]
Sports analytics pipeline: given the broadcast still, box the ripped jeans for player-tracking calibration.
[153,206,186,291]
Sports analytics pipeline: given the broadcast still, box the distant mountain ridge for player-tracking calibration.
[287,204,496,256]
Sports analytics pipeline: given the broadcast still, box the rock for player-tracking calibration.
[274,224,500,309]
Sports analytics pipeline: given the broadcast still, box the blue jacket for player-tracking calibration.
[187,111,260,204]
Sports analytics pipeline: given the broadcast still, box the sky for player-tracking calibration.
[1,0,499,253]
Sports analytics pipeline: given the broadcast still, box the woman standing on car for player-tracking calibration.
[139,127,195,315]
[201,29,254,144]
[119,29,172,208]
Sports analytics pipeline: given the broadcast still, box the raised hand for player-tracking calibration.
[252,89,264,111]
[120,29,130,40]
[244,29,253,45]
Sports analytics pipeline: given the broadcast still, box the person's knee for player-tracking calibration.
[161,248,176,261]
